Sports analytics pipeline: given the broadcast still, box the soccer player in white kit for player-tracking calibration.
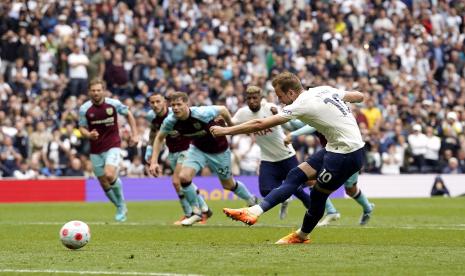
[211,72,365,244]
[232,86,311,219]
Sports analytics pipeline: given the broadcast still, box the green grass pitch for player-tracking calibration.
[1,197,464,275]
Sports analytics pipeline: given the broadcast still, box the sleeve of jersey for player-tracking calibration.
[195,106,220,122]
[145,110,155,122]
[160,115,175,134]
[78,106,88,128]
[327,86,346,100]
[107,98,129,115]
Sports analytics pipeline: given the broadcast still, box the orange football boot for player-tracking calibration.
[275,232,311,244]
[223,208,258,226]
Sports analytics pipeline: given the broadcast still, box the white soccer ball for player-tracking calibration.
[59,220,91,250]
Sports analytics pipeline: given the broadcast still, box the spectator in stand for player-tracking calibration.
[42,129,71,173]
[424,126,442,172]
[67,45,89,98]
[442,157,463,174]
[0,136,23,177]
[65,157,85,177]
[127,155,145,178]
[13,160,37,180]
[407,124,427,172]
[231,134,261,176]
[361,98,382,131]
[381,143,402,175]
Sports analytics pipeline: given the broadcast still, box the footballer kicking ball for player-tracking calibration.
[59,220,91,250]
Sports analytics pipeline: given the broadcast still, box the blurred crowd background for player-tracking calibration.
[1,0,465,179]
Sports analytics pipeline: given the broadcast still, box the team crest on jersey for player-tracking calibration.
[193,122,202,129]
[106,108,113,115]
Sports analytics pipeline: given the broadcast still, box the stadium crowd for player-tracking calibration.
[0,0,465,179]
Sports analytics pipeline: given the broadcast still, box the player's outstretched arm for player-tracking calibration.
[210,114,290,137]
[342,91,364,103]
[149,131,167,176]
[126,110,139,146]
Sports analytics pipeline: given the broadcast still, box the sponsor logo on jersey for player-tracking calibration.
[254,128,273,136]
[91,117,115,125]
[282,109,292,115]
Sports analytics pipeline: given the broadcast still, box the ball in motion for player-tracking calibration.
[59,220,91,250]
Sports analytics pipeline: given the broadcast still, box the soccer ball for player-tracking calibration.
[59,220,91,250]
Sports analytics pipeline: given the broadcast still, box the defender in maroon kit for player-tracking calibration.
[79,79,139,222]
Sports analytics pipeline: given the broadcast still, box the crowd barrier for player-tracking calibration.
[0,175,463,203]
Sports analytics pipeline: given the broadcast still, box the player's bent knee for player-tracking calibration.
[284,167,309,186]
[345,185,358,197]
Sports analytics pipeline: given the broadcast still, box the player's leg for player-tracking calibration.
[344,172,374,225]
[258,160,281,197]
[171,158,193,223]
[317,198,341,227]
[174,150,212,224]
[223,150,323,225]
[91,151,125,222]
[210,149,257,205]
[91,153,118,205]
[103,148,127,222]
[281,155,311,210]
[257,150,324,214]
[178,146,207,225]
[259,160,291,220]
[279,148,364,244]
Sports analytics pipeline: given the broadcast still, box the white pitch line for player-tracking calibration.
[0,269,202,276]
[1,221,465,230]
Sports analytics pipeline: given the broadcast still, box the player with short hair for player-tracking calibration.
[149,92,258,226]
[287,124,374,226]
[145,93,211,225]
[79,79,139,222]
[211,72,365,244]
[232,85,311,219]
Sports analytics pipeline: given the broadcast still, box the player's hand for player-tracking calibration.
[149,162,162,177]
[270,106,278,115]
[129,134,139,147]
[284,133,292,146]
[209,126,227,137]
[89,129,99,140]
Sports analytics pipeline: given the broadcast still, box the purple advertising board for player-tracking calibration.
[85,176,344,202]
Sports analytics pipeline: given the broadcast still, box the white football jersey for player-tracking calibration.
[233,101,295,162]
[278,86,365,154]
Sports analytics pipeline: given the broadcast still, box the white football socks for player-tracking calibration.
[248,205,264,216]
